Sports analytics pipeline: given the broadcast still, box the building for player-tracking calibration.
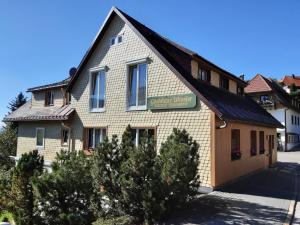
[245,74,300,151]
[3,7,282,190]
[279,74,300,94]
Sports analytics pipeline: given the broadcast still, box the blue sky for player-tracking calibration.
[1,0,300,122]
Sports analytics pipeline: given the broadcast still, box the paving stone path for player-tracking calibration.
[162,151,299,225]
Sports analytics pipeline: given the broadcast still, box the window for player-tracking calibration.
[90,70,106,111]
[45,91,54,106]
[231,129,241,160]
[36,128,45,148]
[260,95,269,102]
[287,133,299,143]
[292,115,294,124]
[259,131,265,154]
[85,128,107,149]
[250,131,257,156]
[131,128,155,147]
[198,68,210,82]
[237,86,244,96]
[128,63,147,110]
[61,128,69,146]
[110,34,123,46]
[220,76,229,90]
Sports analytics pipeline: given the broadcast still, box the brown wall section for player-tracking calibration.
[213,119,277,188]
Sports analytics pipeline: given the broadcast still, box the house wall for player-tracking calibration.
[70,16,212,187]
[210,71,219,87]
[31,88,65,108]
[17,121,69,162]
[285,108,300,150]
[213,120,277,187]
[229,80,237,94]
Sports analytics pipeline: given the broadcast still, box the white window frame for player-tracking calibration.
[126,58,149,111]
[36,127,45,149]
[110,34,124,46]
[89,66,107,113]
[132,128,156,147]
[87,128,106,149]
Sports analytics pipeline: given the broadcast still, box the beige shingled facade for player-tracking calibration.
[9,8,281,189]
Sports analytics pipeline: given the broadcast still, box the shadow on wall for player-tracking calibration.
[162,194,287,225]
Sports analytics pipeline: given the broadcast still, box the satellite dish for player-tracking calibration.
[69,67,77,77]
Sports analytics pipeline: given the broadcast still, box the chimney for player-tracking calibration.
[239,74,245,80]
[292,74,295,78]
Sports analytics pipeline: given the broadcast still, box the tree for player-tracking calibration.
[119,131,164,224]
[33,150,95,225]
[0,125,17,157]
[10,150,44,225]
[158,128,200,213]
[8,92,27,112]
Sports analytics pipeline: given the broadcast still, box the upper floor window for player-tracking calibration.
[220,76,229,90]
[36,128,45,148]
[260,95,269,102]
[250,130,257,156]
[131,128,155,147]
[237,86,244,96]
[231,129,241,160]
[111,34,123,46]
[198,68,210,83]
[90,70,106,112]
[45,90,54,106]
[128,63,147,110]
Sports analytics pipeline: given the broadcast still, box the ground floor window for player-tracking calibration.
[231,129,241,160]
[84,128,107,149]
[61,128,70,146]
[259,131,265,154]
[131,128,156,147]
[250,130,257,156]
[36,128,45,148]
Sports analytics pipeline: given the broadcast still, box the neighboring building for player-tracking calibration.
[279,74,300,94]
[245,74,300,151]
[4,7,282,189]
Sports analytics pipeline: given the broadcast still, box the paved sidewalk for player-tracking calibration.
[162,153,298,225]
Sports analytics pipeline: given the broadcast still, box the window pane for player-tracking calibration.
[131,129,137,145]
[36,129,44,146]
[129,66,138,107]
[99,71,105,108]
[63,130,69,144]
[138,64,147,106]
[138,129,146,145]
[118,35,122,43]
[88,129,94,148]
[91,73,99,108]
[95,129,101,148]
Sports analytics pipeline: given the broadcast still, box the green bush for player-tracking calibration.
[92,215,137,225]
[10,150,44,225]
[159,128,200,212]
[33,150,95,225]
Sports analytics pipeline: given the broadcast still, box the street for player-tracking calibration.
[163,151,300,225]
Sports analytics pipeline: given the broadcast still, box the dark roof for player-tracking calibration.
[66,7,281,128]
[3,101,74,122]
[27,77,71,92]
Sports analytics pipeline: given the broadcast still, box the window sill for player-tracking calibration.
[90,108,105,113]
[127,106,147,111]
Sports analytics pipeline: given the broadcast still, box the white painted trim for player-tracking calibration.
[36,127,45,149]
[89,67,106,113]
[126,62,148,111]
[126,57,149,66]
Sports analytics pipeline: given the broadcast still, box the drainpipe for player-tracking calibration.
[284,109,287,151]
